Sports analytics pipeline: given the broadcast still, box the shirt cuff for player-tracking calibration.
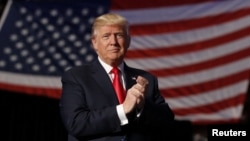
[136,108,143,118]
[116,104,128,125]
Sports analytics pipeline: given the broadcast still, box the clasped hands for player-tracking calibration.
[123,76,148,114]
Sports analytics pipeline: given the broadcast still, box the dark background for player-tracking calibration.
[1,89,67,141]
[1,89,195,141]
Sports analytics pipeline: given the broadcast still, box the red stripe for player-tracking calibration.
[111,0,213,10]
[161,70,250,98]
[173,93,246,115]
[126,26,250,58]
[150,47,250,77]
[129,7,250,35]
[0,83,61,99]
[192,118,241,125]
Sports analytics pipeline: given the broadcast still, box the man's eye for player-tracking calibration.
[117,34,124,38]
[102,35,109,40]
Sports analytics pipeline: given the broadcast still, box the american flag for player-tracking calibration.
[0,0,250,125]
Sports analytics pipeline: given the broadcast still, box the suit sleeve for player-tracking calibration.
[135,75,175,130]
[59,69,122,138]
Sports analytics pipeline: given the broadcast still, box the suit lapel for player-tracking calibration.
[124,64,137,91]
[89,60,138,104]
[90,60,119,104]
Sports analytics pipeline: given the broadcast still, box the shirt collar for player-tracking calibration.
[98,57,124,74]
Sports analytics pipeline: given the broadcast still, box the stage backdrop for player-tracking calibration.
[0,0,250,125]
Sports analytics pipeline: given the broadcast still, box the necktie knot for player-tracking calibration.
[111,67,119,74]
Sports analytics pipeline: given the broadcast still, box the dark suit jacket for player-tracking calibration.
[59,59,175,141]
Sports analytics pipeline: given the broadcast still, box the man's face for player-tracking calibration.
[91,25,130,66]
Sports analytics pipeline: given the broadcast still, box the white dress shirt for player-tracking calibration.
[98,57,128,125]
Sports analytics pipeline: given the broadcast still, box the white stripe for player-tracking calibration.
[159,57,250,88]
[112,0,250,25]
[128,15,250,49]
[165,80,248,109]
[125,37,250,70]
[0,71,61,88]
[174,104,243,122]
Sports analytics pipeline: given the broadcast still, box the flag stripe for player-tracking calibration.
[173,93,245,115]
[158,58,250,88]
[161,70,250,98]
[125,37,250,70]
[112,0,250,25]
[0,71,61,88]
[166,80,248,109]
[129,7,250,36]
[127,16,250,52]
[126,28,250,61]
[193,119,241,125]
[111,0,213,10]
[175,104,243,124]
[149,47,250,77]
[0,81,61,99]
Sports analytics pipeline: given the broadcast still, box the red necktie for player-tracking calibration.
[111,67,125,104]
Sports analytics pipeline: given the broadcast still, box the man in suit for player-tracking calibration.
[59,13,175,141]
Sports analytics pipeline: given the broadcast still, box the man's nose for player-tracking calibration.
[110,34,118,44]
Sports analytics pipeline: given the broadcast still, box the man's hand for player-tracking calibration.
[123,76,148,114]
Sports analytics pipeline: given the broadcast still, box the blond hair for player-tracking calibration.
[91,13,129,37]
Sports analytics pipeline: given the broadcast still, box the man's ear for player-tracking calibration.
[91,37,98,51]
[127,35,131,48]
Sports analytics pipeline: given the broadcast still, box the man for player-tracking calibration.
[59,13,175,141]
